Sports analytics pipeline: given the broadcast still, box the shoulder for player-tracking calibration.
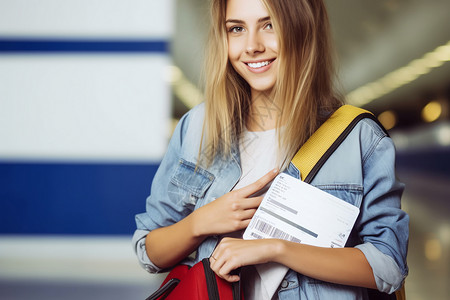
[357,117,388,139]
[185,102,205,123]
[173,102,205,144]
[351,117,391,162]
[311,113,392,184]
[169,102,206,162]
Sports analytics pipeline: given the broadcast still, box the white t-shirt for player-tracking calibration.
[233,127,279,190]
[232,128,284,300]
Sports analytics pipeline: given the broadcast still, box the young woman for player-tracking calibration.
[133,0,409,299]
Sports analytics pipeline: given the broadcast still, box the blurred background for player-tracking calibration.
[0,0,449,299]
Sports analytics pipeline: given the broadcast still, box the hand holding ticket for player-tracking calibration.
[243,173,360,248]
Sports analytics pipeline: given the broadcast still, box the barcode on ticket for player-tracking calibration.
[251,219,301,244]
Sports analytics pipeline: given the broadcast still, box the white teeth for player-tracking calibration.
[247,61,270,68]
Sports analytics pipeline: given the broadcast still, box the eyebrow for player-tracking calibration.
[225,16,271,25]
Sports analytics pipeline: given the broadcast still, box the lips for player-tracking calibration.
[244,59,276,74]
[245,59,275,69]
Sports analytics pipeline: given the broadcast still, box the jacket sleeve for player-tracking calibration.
[132,109,194,273]
[356,131,409,294]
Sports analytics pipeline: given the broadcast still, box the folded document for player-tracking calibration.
[243,173,360,248]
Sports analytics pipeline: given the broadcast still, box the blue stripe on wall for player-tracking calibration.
[396,146,450,177]
[0,162,159,235]
[1,148,447,235]
[0,38,169,53]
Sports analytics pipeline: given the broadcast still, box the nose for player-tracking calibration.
[246,31,265,55]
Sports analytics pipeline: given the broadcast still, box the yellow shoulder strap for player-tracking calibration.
[291,105,373,182]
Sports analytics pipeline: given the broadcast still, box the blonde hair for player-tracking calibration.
[200,0,342,168]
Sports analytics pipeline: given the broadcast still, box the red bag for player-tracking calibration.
[146,258,243,300]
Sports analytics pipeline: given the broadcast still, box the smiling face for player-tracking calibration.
[225,0,279,98]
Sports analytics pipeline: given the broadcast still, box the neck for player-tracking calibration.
[247,91,280,131]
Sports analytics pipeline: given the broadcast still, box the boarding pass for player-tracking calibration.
[243,173,360,248]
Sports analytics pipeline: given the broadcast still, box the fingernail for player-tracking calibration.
[273,168,279,173]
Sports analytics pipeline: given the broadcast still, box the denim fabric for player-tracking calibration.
[133,103,409,299]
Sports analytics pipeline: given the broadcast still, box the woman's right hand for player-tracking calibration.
[192,168,279,237]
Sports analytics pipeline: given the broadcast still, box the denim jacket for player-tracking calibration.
[133,103,409,299]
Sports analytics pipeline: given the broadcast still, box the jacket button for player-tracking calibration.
[281,280,289,288]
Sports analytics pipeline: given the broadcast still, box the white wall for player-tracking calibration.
[0,0,174,162]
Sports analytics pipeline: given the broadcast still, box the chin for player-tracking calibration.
[249,81,276,94]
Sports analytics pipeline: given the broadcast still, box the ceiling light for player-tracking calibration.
[378,110,397,130]
[437,125,450,146]
[347,40,450,106]
[421,101,442,123]
[425,238,442,262]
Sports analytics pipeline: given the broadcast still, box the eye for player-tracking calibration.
[264,23,273,30]
[229,26,244,33]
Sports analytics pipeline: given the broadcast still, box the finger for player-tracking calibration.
[231,218,252,231]
[209,254,217,267]
[211,239,241,282]
[237,168,279,197]
[239,208,258,221]
[227,197,262,216]
[210,255,225,277]
[218,261,241,282]
[239,196,263,210]
[209,255,220,273]
[209,249,225,273]
[221,273,240,282]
